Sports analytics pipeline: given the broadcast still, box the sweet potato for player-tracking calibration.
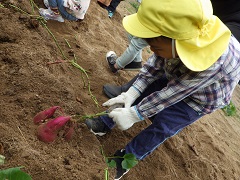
[36,116,71,143]
[33,106,60,124]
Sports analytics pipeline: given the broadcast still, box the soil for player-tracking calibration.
[0,0,240,180]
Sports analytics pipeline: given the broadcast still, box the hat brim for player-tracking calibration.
[123,13,161,38]
[176,17,231,71]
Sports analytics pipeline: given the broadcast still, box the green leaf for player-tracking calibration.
[122,153,138,169]
[0,167,32,180]
[222,101,237,116]
[106,159,116,168]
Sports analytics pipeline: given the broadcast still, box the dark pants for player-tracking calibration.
[225,14,240,85]
[102,77,203,160]
[106,0,121,12]
[227,21,240,84]
[222,11,240,43]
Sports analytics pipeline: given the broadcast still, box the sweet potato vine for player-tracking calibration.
[7,1,99,107]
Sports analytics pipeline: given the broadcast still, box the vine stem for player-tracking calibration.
[71,111,108,122]
[9,2,99,107]
[70,60,99,107]
[47,58,99,107]
[39,20,67,59]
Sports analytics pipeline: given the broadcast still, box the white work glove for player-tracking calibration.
[109,106,144,130]
[103,87,140,108]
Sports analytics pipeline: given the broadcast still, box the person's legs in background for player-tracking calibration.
[55,0,78,21]
[106,34,148,73]
[39,0,65,22]
[106,0,121,18]
[116,34,148,69]
[39,0,78,22]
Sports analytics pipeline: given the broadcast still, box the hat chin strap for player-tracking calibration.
[172,39,176,58]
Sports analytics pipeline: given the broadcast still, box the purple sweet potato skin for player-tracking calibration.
[33,106,60,124]
[36,116,71,143]
[46,116,71,131]
[37,124,57,143]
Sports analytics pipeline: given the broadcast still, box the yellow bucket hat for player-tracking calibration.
[122,0,231,71]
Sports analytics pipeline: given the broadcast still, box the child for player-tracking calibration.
[39,0,90,22]
[85,0,240,179]
[103,0,240,97]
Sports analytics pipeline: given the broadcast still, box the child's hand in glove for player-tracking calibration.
[109,106,144,130]
[103,87,140,108]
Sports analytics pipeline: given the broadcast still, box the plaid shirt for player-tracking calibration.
[133,36,240,118]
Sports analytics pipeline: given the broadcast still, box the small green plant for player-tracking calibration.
[101,147,138,180]
[0,155,32,180]
[222,101,237,116]
[0,167,32,180]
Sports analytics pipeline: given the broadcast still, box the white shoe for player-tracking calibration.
[39,8,64,22]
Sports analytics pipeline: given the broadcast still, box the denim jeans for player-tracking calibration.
[101,76,203,160]
[48,0,78,21]
[116,34,148,68]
